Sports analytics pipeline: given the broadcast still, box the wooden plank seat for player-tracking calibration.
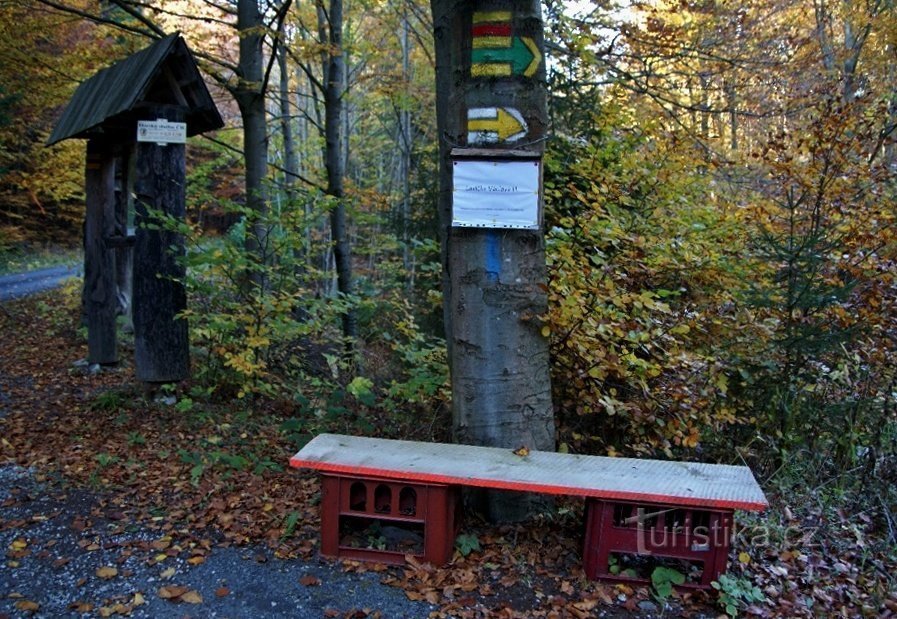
[290,433,767,586]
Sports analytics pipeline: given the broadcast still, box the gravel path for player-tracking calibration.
[0,265,81,302]
[0,465,435,619]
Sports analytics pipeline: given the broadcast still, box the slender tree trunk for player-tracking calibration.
[430,0,455,359]
[237,0,270,278]
[399,8,413,281]
[725,79,738,151]
[323,0,357,343]
[279,44,298,205]
[886,45,897,165]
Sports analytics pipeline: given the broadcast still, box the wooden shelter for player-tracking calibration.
[48,34,223,381]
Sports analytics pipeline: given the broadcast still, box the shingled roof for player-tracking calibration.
[47,33,223,145]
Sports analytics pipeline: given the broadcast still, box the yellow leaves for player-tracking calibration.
[739,551,752,565]
[587,366,605,379]
[150,537,171,550]
[713,373,728,395]
[15,600,40,612]
[8,538,29,561]
[158,585,203,604]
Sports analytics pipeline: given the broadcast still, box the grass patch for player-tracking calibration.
[0,241,81,275]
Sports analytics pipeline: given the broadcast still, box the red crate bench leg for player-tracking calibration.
[320,473,460,566]
[583,499,734,589]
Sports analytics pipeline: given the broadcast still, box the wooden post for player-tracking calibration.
[113,148,134,332]
[84,139,118,365]
[132,108,189,383]
[432,0,554,521]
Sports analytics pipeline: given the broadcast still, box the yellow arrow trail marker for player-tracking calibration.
[467,107,528,143]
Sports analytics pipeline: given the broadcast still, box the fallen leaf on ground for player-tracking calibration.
[14,600,40,612]
[299,575,321,586]
[158,585,190,600]
[96,566,118,579]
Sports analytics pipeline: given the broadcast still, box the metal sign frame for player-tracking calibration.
[450,148,543,230]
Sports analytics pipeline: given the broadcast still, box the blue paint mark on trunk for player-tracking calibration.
[486,230,501,283]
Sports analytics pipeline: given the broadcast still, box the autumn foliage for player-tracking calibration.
[1,0,896,613]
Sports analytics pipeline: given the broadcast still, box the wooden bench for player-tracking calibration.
[290,433,767,588]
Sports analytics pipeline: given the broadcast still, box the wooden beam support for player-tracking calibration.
[114,146,135,332]
[84,139,118,365]
[132,106,189,383]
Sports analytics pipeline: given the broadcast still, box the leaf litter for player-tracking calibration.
[1,291,895,617]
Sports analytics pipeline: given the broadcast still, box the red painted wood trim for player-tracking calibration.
[472,24,512,37]
[289,457,767,512]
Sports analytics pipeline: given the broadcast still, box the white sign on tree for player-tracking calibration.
[451,159,540,229]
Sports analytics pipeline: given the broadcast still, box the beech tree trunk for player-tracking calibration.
[431,0,555,522]
[132,107,189,383]
[84,139,118,365]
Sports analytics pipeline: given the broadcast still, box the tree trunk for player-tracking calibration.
[279,43,298,205]
[132,107,189,383]
[84,139,118,365]
[323,0,357,343]
[430,0,456,359]
[431,0,555,522]
[399,8,413,281]
[237,0,270,275]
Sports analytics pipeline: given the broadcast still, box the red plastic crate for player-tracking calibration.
[583,499,734,588]
[319,473,460,566]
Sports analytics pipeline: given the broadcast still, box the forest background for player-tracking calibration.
[0,0,895,609]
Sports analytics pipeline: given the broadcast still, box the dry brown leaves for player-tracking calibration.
[2,293,895,618]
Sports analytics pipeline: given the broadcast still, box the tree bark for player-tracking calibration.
[279,43,299,206]
[84,139,118,365]
[323,0,357,343]
[430,0,457,360]
[399,8,413,281]
[132,107,189,383]
[237,0,270,275]
[431,0,555,522]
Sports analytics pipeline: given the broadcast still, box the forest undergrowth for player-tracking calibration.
[1,285,895,617]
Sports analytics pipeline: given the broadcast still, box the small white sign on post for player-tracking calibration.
[137,119,187,145]
[452,159,541,229]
